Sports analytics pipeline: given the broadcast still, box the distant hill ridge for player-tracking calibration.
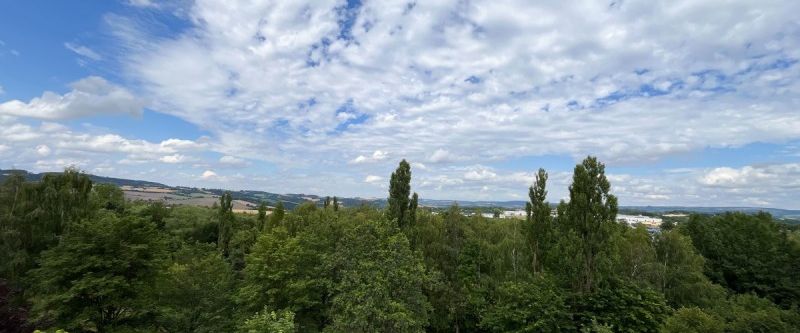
[2,169,798,218]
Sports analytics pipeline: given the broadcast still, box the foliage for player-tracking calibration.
[480,275,569,332]
[572,280,670,332]
[154,244,236,332]
[661,307,724,333]
[240,307,295,333]
[683,212,800,308]
[325,221,431,332]
[2,161,798,332]
[559,157,619,293]
[28,213,165,332]
[388,159,418,229]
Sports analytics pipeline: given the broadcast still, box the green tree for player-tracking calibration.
[155,244,236,332]
[239,226,329,331]
[683,212,800,308]
[138,201,169,229]
[388,159,418,228]
[572,281,669,332]
[240,307,295,333]
[218,192,234,257]
[90,183,125,213]
[29,214,165,332]
[326,221,431,332]
[269,201,285,229]
[561,156,619,293]
[617,225,657,286]
[662,307,724,333]
[257,202,268,232]
[480,276,569,332]
[527,168,552,274]
[654,230,725,308]
[333,196,339,211]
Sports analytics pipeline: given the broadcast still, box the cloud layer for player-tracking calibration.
[0,76,145,120]
[1,0,799,208]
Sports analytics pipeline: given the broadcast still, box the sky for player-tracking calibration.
[1,0,799,208]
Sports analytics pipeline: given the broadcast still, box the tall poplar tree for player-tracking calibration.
[217,192,234,258]
[387,159,418,229]
[269,201,285,228]
[257,202,268,232]
[563,156,618,293]
[527,168,552,274]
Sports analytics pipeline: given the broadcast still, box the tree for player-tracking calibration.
[654,230,725,308]
[0,169,94,284]
[326,221,431,332]
[662,307,724,333]
[324,196,331,209]
[139,201,169,229]
[572,281,669,332]
[527,168,552,274]
[269,201,285,229]
[257,202,268,232]
[218,192,234,258]
[388,159,417,229]
[480,276,569,332]
[239,226,329,330]
[683,212,800,308]
[155,244,236,332]
[90,183,125,213]
[333,196,339,211]
[240,307,295,333]
[29,214,165,332]
[562,156,619,293]
[409,192,419,226]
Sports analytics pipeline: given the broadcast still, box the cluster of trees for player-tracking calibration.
[1,158,799,332]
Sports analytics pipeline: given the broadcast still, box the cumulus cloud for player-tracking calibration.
[364,175,383,183]
[428,149,458,163]
[701,164,800,189]
[159,154,187,164]
[350,150,389,164]
[2,0,800,207]
[35,145,51,157]
[107,0,800,168]
[201,170,218,180]
[0,76,145,120]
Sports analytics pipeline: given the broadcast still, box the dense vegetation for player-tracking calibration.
[1,157,799,332]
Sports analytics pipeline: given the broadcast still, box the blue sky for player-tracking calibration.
[1,0,799,208]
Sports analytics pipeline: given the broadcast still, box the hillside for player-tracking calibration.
[3,169,798,219]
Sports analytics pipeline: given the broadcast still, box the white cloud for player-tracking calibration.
[0,76,145,120]
[35,145,51,157]
[463,166,497,181]
[159,154,186,164]
[201,170,218,180]
[104,0,797,170]
[127,0,157,7]
[219,155,248,166]
[350,150,389,164]
[429,149,458,163]
[700,164,799,188]
[364,175,383,183]
[64,42,103,61]
[1,0,799,207]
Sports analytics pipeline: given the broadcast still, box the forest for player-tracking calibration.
[1,156,799,332]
